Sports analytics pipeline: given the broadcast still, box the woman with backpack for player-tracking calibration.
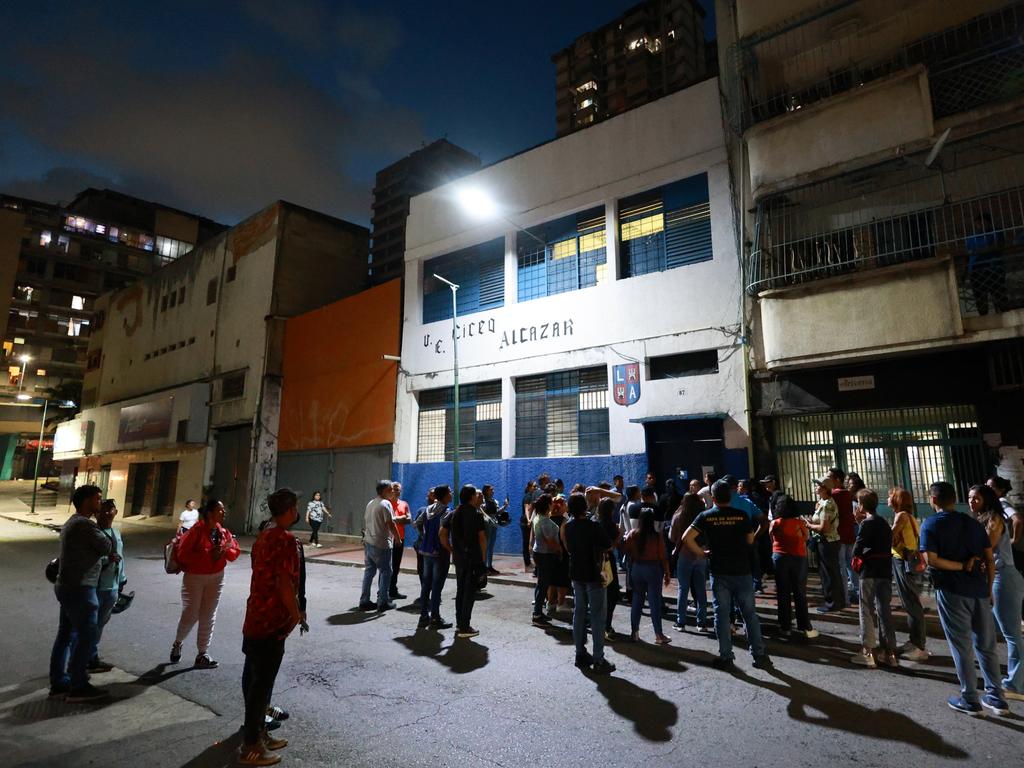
[170,498,240,668]
[889,487,929,662]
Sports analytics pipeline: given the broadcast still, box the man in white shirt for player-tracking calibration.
[178,499,199,533]
[359,481,399,613]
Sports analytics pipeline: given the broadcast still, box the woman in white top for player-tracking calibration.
[306,491,331,548]
[178,499,199,534]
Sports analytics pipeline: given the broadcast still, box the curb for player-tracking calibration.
[0,512,61,532]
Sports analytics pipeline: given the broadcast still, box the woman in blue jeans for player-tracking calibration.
[670,493,709,631]
[623,510,672,644]
[970,484,1024,700]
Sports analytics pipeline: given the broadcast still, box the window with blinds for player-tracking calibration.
[422,238,505,323]
[619,173,713,278]
[515,367,609,458]
[517,207,607,302]
[417,381,502,462]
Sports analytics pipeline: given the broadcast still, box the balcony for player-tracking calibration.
[730,1,1021,130]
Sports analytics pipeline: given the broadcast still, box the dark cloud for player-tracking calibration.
[0,3,422,224]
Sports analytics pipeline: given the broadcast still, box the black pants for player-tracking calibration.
[533,553,557,617]
[241,635,286,747]
[774,553,810,631]
[605,571,620,631]
[454,559,477,631]
[309,520,321,545]
[520,525,532,568]
[815,538,845,611]
[390,540,405,596]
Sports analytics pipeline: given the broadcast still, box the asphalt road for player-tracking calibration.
[1,516,1022,768]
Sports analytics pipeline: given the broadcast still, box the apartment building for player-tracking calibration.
[718,0,1024,512]
[0,188,223,479]
[553,0,712,136]
[54,201,368,531]
[394,78,748,554]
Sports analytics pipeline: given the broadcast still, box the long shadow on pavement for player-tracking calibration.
[178,730,243,767]
[587,672,678,742]
[326,610,385,626]
[393,630,489,674]
[727,665,968,757]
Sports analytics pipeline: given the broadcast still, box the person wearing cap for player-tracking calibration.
[238,488,305,766]
[807,477,845,613]
[761,475,781,517]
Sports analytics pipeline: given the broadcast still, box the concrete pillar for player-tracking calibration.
[501,375,516,459]
[503,229,517,306]
[603,198,619,283]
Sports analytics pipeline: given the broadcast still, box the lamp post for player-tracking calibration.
[16,354,30,398]
[432,273,461,493]
[29,397,48,516]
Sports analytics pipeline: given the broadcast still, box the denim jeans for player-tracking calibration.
[711,573,766,660]
[91,588,118,662]
[486,525,498,569]
[838,542,858,600]
[892,560,927,651]
[418,554,449,620]
[630,561,664,636]
[773,553,811,632]
[858,576,896,651]
[360,544,393,608]
[934,589,1003,705]
[815,538,845,611]
[241,635,286,747]
[572,580,606,662]
[50,585,99,690]
[675,555,708,626]
[993,568,1024,694]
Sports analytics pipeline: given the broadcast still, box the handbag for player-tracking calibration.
[599,554,613,587]
[902,549,927,574]
[45,557,60,584]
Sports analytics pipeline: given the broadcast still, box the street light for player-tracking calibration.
[16,354,30,397]
[453,185,546,246]
[5,396,75,515]
[432,273,461,493]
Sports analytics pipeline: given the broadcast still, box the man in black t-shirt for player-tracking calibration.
[682,480,770,669]
[443,485,486,639]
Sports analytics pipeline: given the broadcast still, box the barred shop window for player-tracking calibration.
[517,206,607,302]
[515,366,609,458]
[619,172,712,278]
[417,381,502,462]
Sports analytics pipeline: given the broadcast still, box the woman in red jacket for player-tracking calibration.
[170,498,240,668]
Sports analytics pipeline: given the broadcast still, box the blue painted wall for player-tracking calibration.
[393,453,648,554]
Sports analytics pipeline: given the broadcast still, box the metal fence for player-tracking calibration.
[774,405,987,517]
[746,124,1024,316]
[725,0,1024,134]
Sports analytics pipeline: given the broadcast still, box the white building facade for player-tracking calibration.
[394,78,751,553]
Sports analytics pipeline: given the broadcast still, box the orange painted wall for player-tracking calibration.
[278,279,400,452]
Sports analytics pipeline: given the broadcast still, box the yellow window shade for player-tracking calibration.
[578,230,606,253]
[551,239,577,260]
[620,213,664,241]
[595,263,608,284]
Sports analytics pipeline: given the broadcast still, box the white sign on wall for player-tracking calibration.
[837,375,875,392]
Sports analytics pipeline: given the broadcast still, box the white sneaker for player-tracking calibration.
[803,629,820,639]
[902,646,929,662]
[851,651,876,668]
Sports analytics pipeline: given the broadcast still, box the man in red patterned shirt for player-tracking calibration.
[238,489,303,766]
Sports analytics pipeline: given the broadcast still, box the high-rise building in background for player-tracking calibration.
[369,139,481,286]
[552,0,713,137]
[0,188,224,480]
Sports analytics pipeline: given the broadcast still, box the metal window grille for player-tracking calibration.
[989,341,1024,390]
[774,405,986,516]
[748,123,1024,315]
[416,381,502,462]
[620,175,713,278]
[724,1,1024,134]
[515,366,609,458]
[423,238,505,323]
[517,210,607,302]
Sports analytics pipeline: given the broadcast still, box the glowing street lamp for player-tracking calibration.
[453,185,546,246]
[16,354,30,397]
[432,273,461,493]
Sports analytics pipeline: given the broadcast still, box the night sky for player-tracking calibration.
[0,1,715,227]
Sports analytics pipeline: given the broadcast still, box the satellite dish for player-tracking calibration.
[924,128,951,168]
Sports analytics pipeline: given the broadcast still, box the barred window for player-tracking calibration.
[417,381,502,462]
[620,173,712,278]
[515,367,609,458]
[517,207,607,302]
[423,238,505,323]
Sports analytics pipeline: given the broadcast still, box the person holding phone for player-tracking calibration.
[170,498,240,669]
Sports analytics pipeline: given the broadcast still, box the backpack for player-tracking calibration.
[419,512,444,557]
[164,534,182,574]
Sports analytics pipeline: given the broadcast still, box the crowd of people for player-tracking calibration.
[44,463,1024,764]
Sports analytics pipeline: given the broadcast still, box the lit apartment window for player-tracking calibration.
[13,337,24,345]
[422,238,504,323]
[95,223,106,235]
[57,235,70,253]
[36,369,46,377]
[628,37,647,51]
[619,173,713,278]
[577,80,597,93]
[39,231,52,247]
[71,295,85,310]
[417,381,501,462]
[515,367,609,458]
[579,98,595,110]
[155,236,193,264]
[518,207,606,302]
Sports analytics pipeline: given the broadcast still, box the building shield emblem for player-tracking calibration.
[612,363,641,406]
